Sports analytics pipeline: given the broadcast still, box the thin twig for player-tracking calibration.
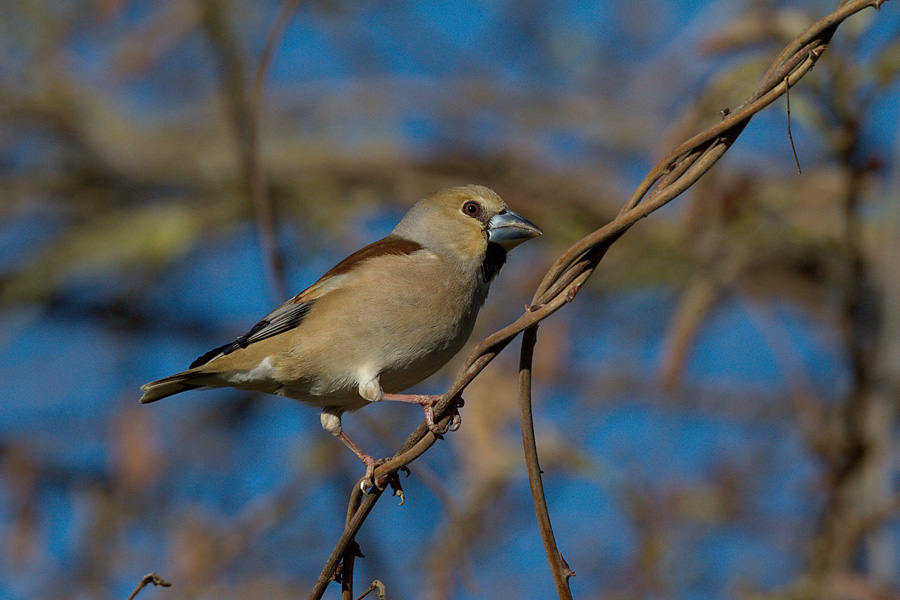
[341,545,357,600]
[125,573,171,600]
[306,2,889,597]
[355,580,386,600]
[200,0,300,303]
[785,76,803,174]
[310,489,384,599]
[519,325,575,598]
[247,0,305,302]
[251,0,304,105]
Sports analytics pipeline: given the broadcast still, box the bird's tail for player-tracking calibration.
[139,370,214,403]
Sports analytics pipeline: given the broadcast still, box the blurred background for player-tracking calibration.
[3,1,900,599]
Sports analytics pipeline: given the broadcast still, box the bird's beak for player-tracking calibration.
[487,210,542,250]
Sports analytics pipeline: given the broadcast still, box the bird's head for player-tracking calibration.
[392,185,541,277]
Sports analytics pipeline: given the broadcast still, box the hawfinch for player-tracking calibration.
[140,185,541,485]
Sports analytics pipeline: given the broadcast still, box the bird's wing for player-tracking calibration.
[189,235,425,368]
[189,298,315,368]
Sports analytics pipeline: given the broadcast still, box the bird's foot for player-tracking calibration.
[421,399,464,437]
[336,430,386,492]
[359,454,391,495]
[447,409,462,432]
[429,399,463,434]
[421,402,443,437]
[381,393,449,436]
[359,455,387,493]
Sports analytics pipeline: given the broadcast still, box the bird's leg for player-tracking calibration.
[336,431,382,491]
[321,408,382,491]
[381,393,460,435]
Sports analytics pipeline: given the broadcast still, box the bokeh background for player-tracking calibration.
[3,1,900,599]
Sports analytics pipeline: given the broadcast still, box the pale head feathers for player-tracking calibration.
[392,185,507,268]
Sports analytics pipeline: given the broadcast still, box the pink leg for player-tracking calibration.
[337,431,381,490]
[381,393,457,435]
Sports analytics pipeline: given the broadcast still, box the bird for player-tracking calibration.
[140,184,541,487]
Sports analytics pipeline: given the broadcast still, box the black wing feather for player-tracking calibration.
[188,234,425,369]
[189,299,315,368]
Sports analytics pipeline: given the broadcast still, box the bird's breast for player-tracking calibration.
[278,252,486,401]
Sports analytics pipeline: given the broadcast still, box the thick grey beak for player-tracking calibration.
[487,210,542,250]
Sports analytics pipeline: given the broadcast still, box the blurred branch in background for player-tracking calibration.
[656,2,900,595]
[198,0,305,303]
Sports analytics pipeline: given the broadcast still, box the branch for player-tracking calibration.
[199,0,299,302]
[309,1,890,597]
[125,573,171,600]
[246,0,305,301]
[519,325,575,599]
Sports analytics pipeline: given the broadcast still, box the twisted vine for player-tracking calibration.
[308,2,891,598]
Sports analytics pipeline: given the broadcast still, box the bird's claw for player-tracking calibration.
[423,404,445,438]
[424,398,463,436]
[361,466,407,505]
[389,475,406,505]
[448,410,462,431]
[359,457,387,493]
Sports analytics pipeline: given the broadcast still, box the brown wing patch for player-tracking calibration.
[318,235,424,282]
[284,235,424,306]
[190,236,424,369]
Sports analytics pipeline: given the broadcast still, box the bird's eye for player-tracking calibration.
[462,201,481,217]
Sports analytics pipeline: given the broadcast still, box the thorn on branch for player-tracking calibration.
[803,45,827,72]
[350,540,365,559]
[559,552,575,580]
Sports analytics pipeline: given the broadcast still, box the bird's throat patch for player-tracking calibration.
[481,242,507,283]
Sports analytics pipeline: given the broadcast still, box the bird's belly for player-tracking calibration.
[279,320,470,407]
[272,378,369,413]
[377,330,469,394]
[279,386,369,411]
[279,271,483,407]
